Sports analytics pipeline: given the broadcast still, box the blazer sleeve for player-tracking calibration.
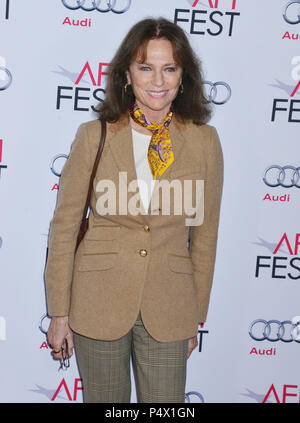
[189,125,224,323]
[44,123,92,317]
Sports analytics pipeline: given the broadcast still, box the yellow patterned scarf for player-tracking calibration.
[130,104,174,180]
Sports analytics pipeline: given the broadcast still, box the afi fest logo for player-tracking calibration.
[55,61,109,112]
[61,0,131,14]
[174,0,240,37]
[283,1,300,40]
[263,382,300,403]
[255,233,300,280]
[30,378,83,402]
[271,57,300,122]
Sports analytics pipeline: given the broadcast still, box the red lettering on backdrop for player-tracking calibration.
[208,0,218,7]
[263,194,271,201]
[51,378,72,401]
[51,183,59,191]
[263,194,290,202]
[75,62,109,87]
[97,63,109,87]
[263,384,300,403]
[273,233,294,255]
[62,17,91,27]
[0,139,3,162]
[291,81,300,98]
[283,385,298,402]
[40,341,49,349]
[262,384,280,403]
[75,61,97,86]
[73,378,83,401]
[51,378,83,401]
[282,31,291,40]
[62,17,71,25]
[192,0,237,9]
[295,234,300,256]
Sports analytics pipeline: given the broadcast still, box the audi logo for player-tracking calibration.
[61,0,132,14]
[283,0,300,24]
[50,154,68,177]
[203,81,231,105]
[0,66,12,91]
[185,391,204,403]
[263,165,300,188]
[249,319,300,343]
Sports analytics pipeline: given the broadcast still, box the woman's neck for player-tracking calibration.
[135,102,169,124]
[129,117,152,135]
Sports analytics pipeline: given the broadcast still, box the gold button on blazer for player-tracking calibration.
[44,115,224,342]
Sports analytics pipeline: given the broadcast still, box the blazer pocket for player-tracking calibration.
[170,166,203,179]
[78,252,118,271]
[167,253,193,274]
[85,225,120,241]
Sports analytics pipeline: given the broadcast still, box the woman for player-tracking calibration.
[45,17,223,403]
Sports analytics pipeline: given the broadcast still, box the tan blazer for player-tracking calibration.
[44,115,223,342]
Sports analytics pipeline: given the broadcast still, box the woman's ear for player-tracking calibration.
[125,70,131,85]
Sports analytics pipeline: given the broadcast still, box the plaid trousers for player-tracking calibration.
[73,311,189,403]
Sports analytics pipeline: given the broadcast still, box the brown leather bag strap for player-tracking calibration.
[81,117,107,220]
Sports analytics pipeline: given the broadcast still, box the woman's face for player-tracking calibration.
[126,38,182,122]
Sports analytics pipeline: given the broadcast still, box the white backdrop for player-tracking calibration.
[1,0,300,403]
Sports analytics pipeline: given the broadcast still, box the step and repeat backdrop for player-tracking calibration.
[0,0,299,403]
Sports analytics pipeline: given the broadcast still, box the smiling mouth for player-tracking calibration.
[147,90,168,97]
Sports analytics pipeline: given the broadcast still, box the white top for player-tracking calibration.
[131,127,155,214]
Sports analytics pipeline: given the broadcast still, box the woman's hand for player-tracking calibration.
[47,316,74,360]
[187,335,198,359]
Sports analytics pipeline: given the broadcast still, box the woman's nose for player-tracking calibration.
[152,71,164,87]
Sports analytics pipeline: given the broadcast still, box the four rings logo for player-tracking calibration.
[61,0,131,13]
[249,319,300,343]
[263,165,300,188]
[0,66,12,90]
[203,81,231,105]
[283,1,300,25]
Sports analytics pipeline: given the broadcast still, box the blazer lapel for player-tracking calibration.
[107,116,147,223]
[107,115,187,220]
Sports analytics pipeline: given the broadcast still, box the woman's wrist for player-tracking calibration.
[51,316,69,322]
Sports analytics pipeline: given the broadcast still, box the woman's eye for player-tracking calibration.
[165,67,176,72]
[140,66,151,71]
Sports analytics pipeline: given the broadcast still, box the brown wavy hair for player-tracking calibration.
[96,17,212,125]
